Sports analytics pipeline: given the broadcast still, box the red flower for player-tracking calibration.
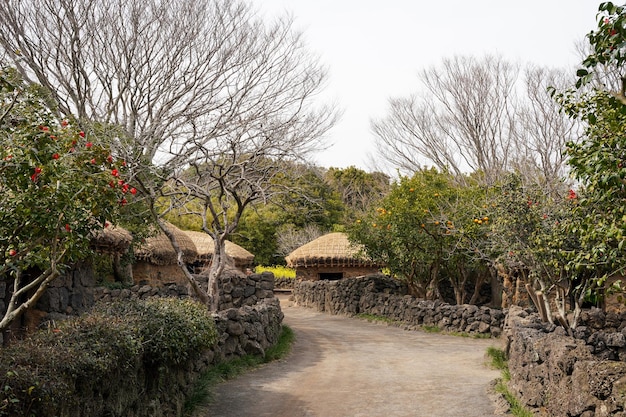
[39,125,49,131]
[130,187,137,195]
[90,158,96,164]
[78,131,85,138]
[52,153,60,160]
[8,249,16,257]
[31,167,42,182]
[61,120,69,127]
[567,189,577,200]
[111,169,119,177]
[65,224,71,232]
[85,141,93,148]
[109,180,116,188]
[122,183,130,193]
[107,155,113,163]
[119,198,127,206]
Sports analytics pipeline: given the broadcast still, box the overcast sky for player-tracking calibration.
[254,1,601,171]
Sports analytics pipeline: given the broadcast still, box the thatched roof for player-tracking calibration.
[91,225,133,253]
[134,223,198,265]
[285,232,381,268]
[183,230,254,264]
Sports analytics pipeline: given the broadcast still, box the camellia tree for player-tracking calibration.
[487,174,586,331]
[545,2,626,322]
[0,67,132,331]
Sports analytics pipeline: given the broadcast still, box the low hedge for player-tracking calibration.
[0,298,218,417]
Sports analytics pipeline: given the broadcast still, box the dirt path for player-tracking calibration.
[199,296,503,417]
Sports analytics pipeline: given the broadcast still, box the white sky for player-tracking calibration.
[254,0,602,170]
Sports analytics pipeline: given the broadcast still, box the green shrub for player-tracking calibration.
[0,298,218,417]
[92,298,218,365]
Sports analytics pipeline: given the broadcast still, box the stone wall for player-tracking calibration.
[505,306,626,417]
[92,271,276,311]
[211,298,284,362]
[274,277,295,290]
[293,274,505,337]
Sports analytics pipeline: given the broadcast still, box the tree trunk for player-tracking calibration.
[488,266,502,308]
[112,252,133,285]
[469,269,487,305]
[158,221,210,306]
[0,268,59,332]
[426,261,441,301]
[206,236,230,312]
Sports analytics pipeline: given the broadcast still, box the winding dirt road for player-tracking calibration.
[199,296,502,417]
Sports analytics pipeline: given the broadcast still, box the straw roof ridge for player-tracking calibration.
[183,230,254,263]
[285,232,381,268]
[91,224,133,253]
[134,223,198,265]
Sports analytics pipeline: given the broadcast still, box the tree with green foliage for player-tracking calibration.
[324,166,390,220]
[543,2,626,326]
[487,174,586,330]
[0,67,132,331]
[349,168,491,303]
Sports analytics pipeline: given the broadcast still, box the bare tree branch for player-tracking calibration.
[0,0,337,310]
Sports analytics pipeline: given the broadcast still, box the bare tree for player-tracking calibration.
[0,0,335,309]
[371,55,519,183]
[276,223,324,258]
[511,66,581,192]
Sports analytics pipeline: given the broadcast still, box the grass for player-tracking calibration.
[184,325,295,415]
[356,313,396,323]
[486,347,534,417]
[422,325,441,333]
[255,265,296,279]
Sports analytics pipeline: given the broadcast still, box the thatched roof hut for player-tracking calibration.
[134,223,198,266]
[91,225,133,254]
[286,232,381,281]
[182,230,254,269]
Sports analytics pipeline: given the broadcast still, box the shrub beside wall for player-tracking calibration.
[0,298,217,417]
[0,285,284,417]
[293,274,505,336]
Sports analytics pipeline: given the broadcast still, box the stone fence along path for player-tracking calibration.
[200,295,502,417]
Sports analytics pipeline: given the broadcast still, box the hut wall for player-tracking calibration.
[296,266,380,281]
[132,261,191,288]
